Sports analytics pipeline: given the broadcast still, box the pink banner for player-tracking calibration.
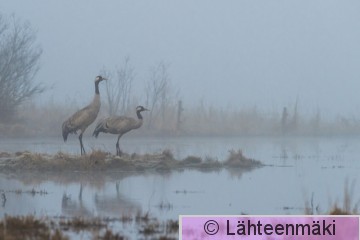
[180,215,359,240]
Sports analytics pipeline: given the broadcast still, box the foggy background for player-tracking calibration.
[2,0,360,119]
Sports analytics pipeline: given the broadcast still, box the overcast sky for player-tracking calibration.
[2,0,360,118]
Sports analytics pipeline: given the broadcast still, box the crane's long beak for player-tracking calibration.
[102,77,108,81]
[144,108,150,111]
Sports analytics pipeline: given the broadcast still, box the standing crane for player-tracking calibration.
[62,75,107,155]
[92,106,149,156]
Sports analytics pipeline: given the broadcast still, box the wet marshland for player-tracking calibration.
[0,136,359,238]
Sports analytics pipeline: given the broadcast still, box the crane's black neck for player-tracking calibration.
[136,110,143,120]
[95,81,100,94]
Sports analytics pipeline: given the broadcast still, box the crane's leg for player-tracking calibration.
[116,134,123,156]
[79,133,86,155]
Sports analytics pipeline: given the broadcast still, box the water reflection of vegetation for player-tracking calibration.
[0,213,178,240]
[1,181,358,240]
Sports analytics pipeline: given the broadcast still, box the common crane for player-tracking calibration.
[92,106,149,156]
[62,75,107,155]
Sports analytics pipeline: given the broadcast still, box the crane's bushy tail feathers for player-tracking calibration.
[62,131,68,142]
[93,120,106,138]
[62,122,69,142]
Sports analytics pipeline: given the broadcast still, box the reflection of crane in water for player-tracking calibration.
[61,184,93,217]
[94,182,142,216]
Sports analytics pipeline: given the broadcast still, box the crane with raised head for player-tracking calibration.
[62,75,107,155]
[93,106,149,156]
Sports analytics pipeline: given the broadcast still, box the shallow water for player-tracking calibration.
[0,136,359,221]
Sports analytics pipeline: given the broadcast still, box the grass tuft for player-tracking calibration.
[224,149,262,168]
[89,149,108,164]
[181,156,202,165]
[0,216,69,240]
[305,180,359,215]
[162,149,174,160]
[328,180,359,215]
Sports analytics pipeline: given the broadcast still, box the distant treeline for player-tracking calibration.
[1,53,360,138]
[1,99,360,138]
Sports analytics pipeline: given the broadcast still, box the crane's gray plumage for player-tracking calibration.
[62,75,107,155]
[93,106,149,156]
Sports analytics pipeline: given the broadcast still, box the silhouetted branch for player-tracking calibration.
[0,14,43,122]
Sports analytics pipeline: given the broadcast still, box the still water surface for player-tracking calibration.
[0,136,359,221]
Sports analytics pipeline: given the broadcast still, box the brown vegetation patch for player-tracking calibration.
[0,216,69,240]
[328,205,353,215]
[0,213,178,240]
[328,180,359,215]
[224,149,262,168]
[305,180,359,215]
[0,149,263,174]
[97,230,126,240]
[58,217,106,232]
[181,156,202,165]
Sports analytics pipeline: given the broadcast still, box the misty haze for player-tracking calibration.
[0,1,359,239]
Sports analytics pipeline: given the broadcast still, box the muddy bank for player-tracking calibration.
[0,149,263,173]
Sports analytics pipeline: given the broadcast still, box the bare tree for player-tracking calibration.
[281,107,288,134]
[101,57,134,116]
[176,100,184,132]
[145,62,171,129]
[0,14,43,122]
[290,97,299,133]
